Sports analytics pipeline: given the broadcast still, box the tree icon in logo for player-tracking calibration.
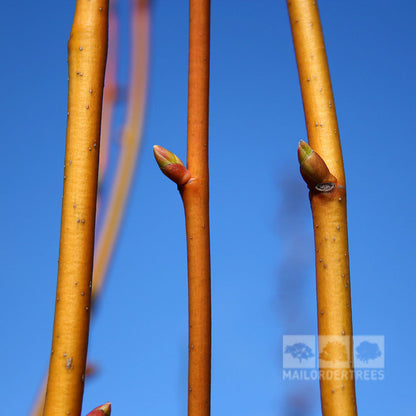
[284,342,314,363]
[319,341,348,363]
[355,341,382,364]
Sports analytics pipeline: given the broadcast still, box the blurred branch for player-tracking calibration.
[92,0,150,301]
[276,175,316,416]
[97,0,119,214]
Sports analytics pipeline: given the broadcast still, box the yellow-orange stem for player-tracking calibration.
[288,0,345,184]
[31,4,149,414]
[30,365,97,416]
[288,1,357,415]
[180,1,211,415]
[43,1,108,415]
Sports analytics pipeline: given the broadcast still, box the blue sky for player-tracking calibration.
[1,0,416,415]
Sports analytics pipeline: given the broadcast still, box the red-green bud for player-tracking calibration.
[298,140,337,191]
[153,145,192,185]
[85,402,111,416]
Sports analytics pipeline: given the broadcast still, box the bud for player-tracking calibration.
[153,145,192,185]
[85,402,111,416]
[298,140,336,190]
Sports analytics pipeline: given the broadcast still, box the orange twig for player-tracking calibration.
[183,1,211,415]
[30,5,120,415]
[288,1,358,415]
[30,365,97,416]
[30,3,149,414]
[153,1,211,415]
[43,1,108,415]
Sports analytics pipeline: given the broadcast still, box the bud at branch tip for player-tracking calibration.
[153,145,192,185]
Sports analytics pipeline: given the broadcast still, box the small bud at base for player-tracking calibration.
[85,402,111,416]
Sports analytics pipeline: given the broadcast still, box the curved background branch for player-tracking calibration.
[92,0,150,301]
